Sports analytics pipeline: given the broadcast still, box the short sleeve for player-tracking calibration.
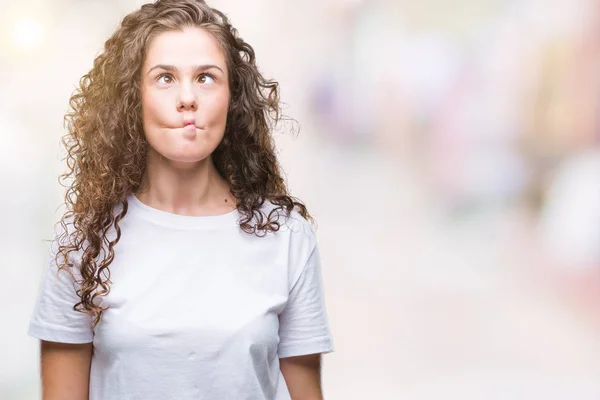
[278,242,334,358]
[28,226,94,343]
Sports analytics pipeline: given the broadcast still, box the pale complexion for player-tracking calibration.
[136,26,235,216]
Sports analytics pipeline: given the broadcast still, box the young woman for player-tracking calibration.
[28,1,334,399]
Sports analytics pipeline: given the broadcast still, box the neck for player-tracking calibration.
[134,149,236,216]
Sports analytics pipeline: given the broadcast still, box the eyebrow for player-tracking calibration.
[147,64,224,75]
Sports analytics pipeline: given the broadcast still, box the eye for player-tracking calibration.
[198,73,215,84]
[156,74,174,84]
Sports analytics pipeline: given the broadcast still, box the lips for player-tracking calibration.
[183,118,195,128]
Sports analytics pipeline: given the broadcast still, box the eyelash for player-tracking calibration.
[156,73,215,83]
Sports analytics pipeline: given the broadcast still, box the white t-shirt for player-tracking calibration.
[28,193,334,400]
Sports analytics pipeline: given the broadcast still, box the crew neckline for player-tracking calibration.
[126,193,240,230]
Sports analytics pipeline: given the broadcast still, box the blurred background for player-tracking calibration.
[1,0,600,398]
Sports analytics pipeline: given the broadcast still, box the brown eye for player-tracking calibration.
[157,74,173,84]
[198,74,215,84]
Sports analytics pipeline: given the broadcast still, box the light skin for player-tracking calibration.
[40,340,92,400]
[40,26,324,400]
[280,353,325,400]
[135,26,235,216]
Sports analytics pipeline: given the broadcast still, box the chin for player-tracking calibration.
[148,146,212,165]
[165,152,213,165]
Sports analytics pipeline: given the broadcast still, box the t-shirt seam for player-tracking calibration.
[278,334,332,345]
[29,320,92,335]
[277,336,334,357]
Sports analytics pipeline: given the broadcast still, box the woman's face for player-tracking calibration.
[140,26,230,164]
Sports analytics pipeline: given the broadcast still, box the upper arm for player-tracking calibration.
[29,226,94,344]
[277,241,334,359]
[277,223,333,399]
[40,340,93,400]
[280,353,323,400]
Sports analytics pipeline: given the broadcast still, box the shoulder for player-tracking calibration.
[258,201,317,254]
[50,215,76,247]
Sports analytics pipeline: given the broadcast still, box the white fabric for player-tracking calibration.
[28,193,334,400]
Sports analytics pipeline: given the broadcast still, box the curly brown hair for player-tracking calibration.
[55,0,312,329]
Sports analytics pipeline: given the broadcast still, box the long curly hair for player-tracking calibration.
[56,0,312,329]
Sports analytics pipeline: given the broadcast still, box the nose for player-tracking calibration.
[177,85,197,112]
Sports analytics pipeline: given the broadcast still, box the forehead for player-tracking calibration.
[144,26,227,72]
